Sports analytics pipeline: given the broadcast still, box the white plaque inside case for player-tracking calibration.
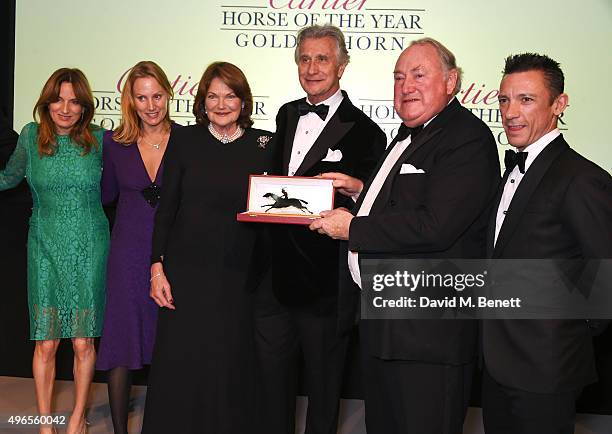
[237,175,335,225]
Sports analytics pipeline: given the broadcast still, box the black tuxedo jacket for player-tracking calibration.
[269,91,386,310]
[342,98,501,364]
[483,135,612,393]
[0,118,30,205]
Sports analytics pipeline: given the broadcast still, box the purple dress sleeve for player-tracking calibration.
[101,130,119,205]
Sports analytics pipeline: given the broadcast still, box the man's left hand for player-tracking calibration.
[309,208,353,240]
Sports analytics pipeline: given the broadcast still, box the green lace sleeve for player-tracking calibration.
[0,123,31,191]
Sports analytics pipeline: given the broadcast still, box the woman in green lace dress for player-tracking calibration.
[0,68,108,434]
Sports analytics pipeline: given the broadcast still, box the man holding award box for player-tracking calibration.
[254,24,386,434]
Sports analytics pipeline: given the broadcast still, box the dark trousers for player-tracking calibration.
[482,365,578,434]
[361,336,473,434]
[254,282,349,434]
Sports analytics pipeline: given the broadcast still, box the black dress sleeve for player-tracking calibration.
[151,128,184,264]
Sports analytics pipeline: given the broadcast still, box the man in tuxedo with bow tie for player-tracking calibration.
[254,24,386,434]
[481,53,612,434]
[311,38,500,434]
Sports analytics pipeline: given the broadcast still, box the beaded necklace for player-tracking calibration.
[208,123,243,144]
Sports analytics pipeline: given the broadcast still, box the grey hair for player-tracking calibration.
[294,25,350,66]
[408,37,463,95]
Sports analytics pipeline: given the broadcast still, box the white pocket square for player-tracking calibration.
[400,163,425,174]
[322,148,343,162]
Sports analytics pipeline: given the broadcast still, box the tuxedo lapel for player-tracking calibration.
[493,137,569,258]
[295,97,355,176]
[486,170,511,258]
[355,98,461,215]
[369,126,442,214]
[395,125,441,168]
[353,137,398,214]
[282,103,300,175]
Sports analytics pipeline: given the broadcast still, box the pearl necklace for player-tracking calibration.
[208,123,243,144]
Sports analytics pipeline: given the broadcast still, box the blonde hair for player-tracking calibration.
[113,61,173,144]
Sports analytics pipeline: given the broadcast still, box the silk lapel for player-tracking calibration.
[493,136,569,258]
[281,103,300,175]
[486,170,511,258]
[353,138,398,214]
[354,98,461,215]
[369,126,442,214]
[295,99,355,176]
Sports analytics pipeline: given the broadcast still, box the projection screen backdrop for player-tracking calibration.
[14,0,612,170]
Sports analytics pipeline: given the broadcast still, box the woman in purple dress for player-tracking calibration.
[96,61,174,434]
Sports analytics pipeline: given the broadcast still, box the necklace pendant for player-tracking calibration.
[152,143,160,150]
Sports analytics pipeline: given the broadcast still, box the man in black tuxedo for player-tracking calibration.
[0,117,32,378]
[481,53,612,434]
[0,116,29,203]
[311,38,500,434]
[255,24,386,434]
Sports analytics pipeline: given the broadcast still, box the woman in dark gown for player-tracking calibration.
[142,62,274,434]
[96,61,176,434]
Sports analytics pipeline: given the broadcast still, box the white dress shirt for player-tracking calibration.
[494,128,561,246]
[287,89,344,176]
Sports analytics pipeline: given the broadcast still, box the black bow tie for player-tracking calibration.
[298,102,329,121]
[504,150,528,174]
[395,123,424,142]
